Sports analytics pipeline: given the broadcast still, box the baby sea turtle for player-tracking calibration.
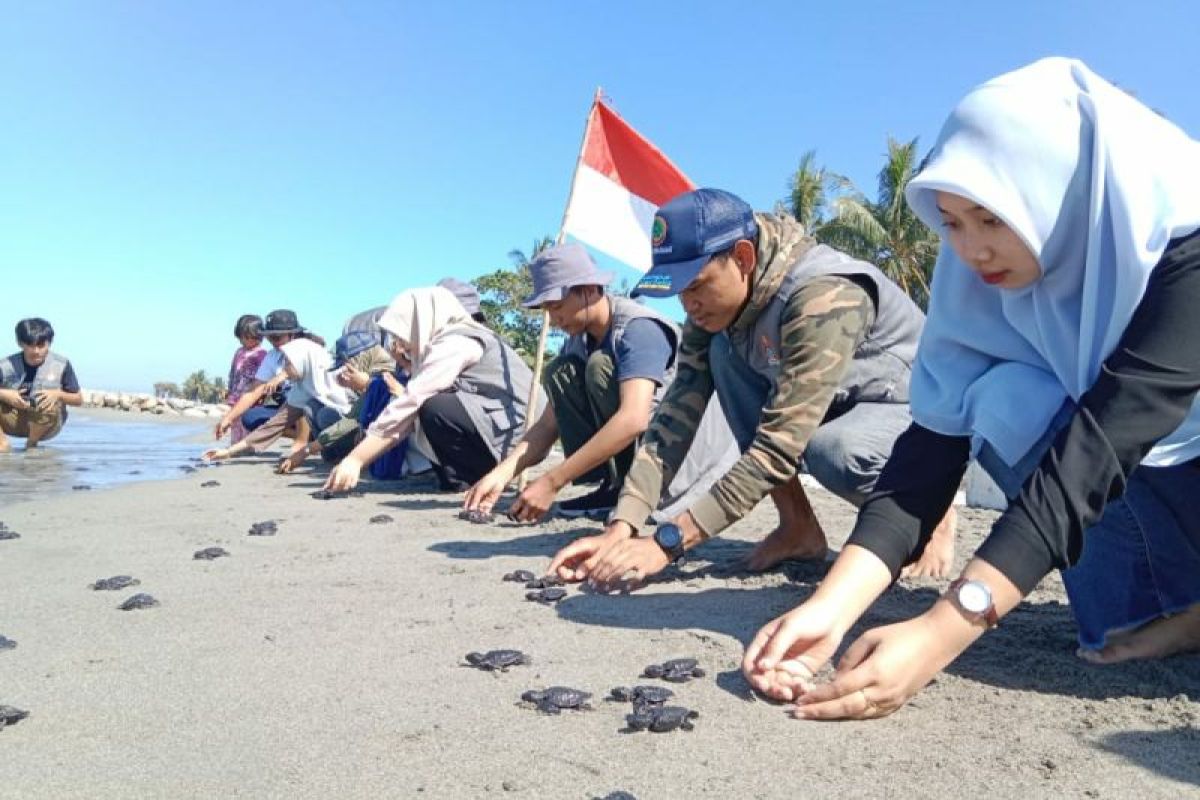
[624,705,699,733]
[194,547,230,560]
[464,649,531,672]
[0,528,21,540]
[118,593,159,611]
[90,575,141,591]
[643,657,706,683]
[609,685,674,706]
[524,575,564,589]
[0,636,16,651]
[0,705,30,730]
[457,509,494,524]
[200,480,220,488]
[369,514,394,524]
[72,484,92,491]
[519,686,593,714]
[503,569,536,583]
[311,489,363,500]
[526,587,568,604]
[179,465,197,474]
[594,793,638,800]
[248,520,278,536]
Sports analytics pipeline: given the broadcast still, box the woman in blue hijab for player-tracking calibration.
[741,57,1200,719]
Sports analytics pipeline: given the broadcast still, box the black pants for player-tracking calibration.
[418,392,499,490]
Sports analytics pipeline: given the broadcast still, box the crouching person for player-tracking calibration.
[324,286,544,493]
[0,318,82,452]
[464,243,680,521]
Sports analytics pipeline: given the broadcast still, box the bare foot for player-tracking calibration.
[1078,604,1200,664]
[901,507,957,579]
[745,523,829,572]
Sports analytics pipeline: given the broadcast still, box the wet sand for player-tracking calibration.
[1,455,1198,798]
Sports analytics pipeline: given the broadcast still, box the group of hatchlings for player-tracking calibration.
[468,569,707,733]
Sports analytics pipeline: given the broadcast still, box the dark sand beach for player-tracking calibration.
[1,437,1199,798]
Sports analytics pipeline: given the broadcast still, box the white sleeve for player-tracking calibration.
[366,336,485,442]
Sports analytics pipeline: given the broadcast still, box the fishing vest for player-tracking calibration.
[559,296,681,403]
[727,244,924,417]
[452,329,546,459]
[0,351,70,394]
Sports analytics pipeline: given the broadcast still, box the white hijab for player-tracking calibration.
[375,287,487,373]
[279,338,353,415]
[906,57,1200,468]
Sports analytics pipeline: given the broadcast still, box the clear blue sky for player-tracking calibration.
[3,1,1197,391]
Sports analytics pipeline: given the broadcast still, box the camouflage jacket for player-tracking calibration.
[611,214,876,538]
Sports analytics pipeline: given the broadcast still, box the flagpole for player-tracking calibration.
[516,86,603,492]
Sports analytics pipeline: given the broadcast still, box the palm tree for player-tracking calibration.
[472,236,558,363]
[820,138,940,307]
[785,150,852,234]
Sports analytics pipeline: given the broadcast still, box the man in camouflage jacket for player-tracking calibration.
[549,188,956,587]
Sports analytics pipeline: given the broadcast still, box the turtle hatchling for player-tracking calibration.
[118,593,159,611]
[0,705,29,730]
[0,636,16,651]
[194,547,230,560]
[643,657,706,682]
[458,509,494,524]
[72,484,92,491]
[526,587,568,604]
[520,686,593,714]
[609,685,674,707]
[503,569,536,583]
[369,514,394,524]
[0,528,18,540]
[201,480,220,488]
[464,649,530,672]
[90,575,141,591]
[624,704,699,733]
[248,520,278,536]
[524,575,564,590]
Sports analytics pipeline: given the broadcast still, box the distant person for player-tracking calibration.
[224,314,268,445]
[463,243,680,521]
[550,187,951,586]
[0,317,83,452]
[205,309,322,464]
[323,286,545,493]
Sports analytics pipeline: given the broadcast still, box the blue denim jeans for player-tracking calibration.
[976,402,1200,649]
[708,332,912,507]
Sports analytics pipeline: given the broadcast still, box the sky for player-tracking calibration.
[3,1,1198,392]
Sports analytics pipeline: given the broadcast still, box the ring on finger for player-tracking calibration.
[858,688,878,714]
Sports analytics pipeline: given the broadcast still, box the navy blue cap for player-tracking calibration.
[631,188,758,298]
[334,329,377,367]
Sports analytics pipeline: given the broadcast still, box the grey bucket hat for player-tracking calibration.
[521,243,614,308]
[436,277,482,316]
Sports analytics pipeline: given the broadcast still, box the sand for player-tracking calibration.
[1,452,1198,799]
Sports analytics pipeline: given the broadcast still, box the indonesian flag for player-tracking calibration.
[561,99,695,270]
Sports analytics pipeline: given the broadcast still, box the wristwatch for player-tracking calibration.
[947,578,999,628]
[652,523,686,563]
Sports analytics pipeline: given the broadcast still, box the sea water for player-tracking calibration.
[0,411,210,507]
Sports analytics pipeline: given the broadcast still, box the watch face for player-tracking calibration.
[958,581,991,615]
[657,524,683,549]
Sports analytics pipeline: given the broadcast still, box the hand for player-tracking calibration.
[548,521,634,582]
[324,456,363,492]
[214,417,232,440]
[276,449,307,474]
[382,372,404,397]
[792,611,964,720]
[585,535,670,593]
[338,364,369,393]
[463,464,515,515]
[1,388,31,411]
[508,475,558,522]
[742,600,847,703]
[202,448,230,462]
[34,389,61,412]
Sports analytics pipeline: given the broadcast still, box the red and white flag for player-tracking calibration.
[561,99,694,270]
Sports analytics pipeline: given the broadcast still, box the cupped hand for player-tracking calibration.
[509,475,557,522]
[463,469,512,516]
[742,600,847,702]
[34,390,60,412]
[202,448,230,462]
[792,613,955,720]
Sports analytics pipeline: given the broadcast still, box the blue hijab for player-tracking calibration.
[907,57,1200,468]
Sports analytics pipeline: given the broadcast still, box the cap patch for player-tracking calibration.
[635,274,673,293]
[651,215,668,247]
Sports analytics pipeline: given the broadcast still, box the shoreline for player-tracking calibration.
[0,459,1196,797]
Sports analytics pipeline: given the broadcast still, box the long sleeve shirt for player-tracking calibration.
[367,334,484,443]
[612,276,876,536]
[849,231,1200,593]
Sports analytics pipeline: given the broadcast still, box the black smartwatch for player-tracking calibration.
[653,523,686,563]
